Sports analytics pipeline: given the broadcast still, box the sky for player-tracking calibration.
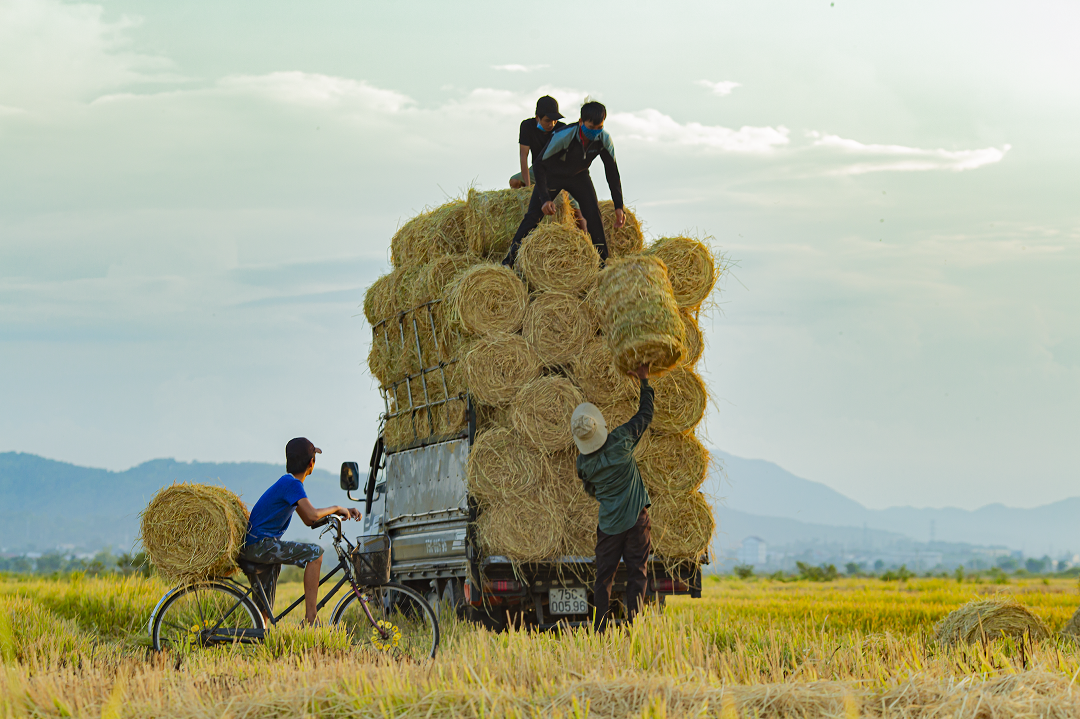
[1,0,1077,511]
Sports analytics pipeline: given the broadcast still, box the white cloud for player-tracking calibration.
[218,72,413,113]
[809,132,1011,174]
[491,64,549,72]
[608,108,789,153]
[696,79,742,96]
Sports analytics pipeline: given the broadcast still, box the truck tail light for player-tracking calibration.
[487,579,521,594]
[653,578,688,593]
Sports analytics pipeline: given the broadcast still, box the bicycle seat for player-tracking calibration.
[236,557,275,575]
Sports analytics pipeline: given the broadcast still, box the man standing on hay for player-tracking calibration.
[572,364,652,633]
[503,99,625,269]
[241,437,361,626]
[508,95,587,232]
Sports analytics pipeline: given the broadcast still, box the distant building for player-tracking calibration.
[738,536,768,566]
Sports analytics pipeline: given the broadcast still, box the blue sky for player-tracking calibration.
[1,0,1077,509]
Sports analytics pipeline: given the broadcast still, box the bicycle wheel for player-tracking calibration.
[152,581,264,652]
[331,581,440,661]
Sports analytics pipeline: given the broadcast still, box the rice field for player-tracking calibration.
[4,573,1080,717]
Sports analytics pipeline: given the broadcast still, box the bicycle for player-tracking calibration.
[147,516,440,661]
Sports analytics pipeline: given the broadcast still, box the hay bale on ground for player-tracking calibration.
[650,367,707,434]
[522,292,597,366]
[569,338,638,407]
[462,333,541,406]
[639,431,709,494]
[390,199,467,267]
[510,376,584,454]
[678,309,703,367]
[467,427,548,504]
[1062,606,1080,639]
[465,188,534,260]
[363,269,403,326]
[596,256,686,377]
[139,484,249,583]
[450,263,528,336]
[649,491,714,562]
[646,236,718,310]
[599,201,644,258]
[935,598,1051,646]
[516,223,600,295]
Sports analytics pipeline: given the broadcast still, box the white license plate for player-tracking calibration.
[549,587,588,615]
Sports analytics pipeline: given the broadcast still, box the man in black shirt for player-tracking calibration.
[509,96,586,231]
[503,100,625,269]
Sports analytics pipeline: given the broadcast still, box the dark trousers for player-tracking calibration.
[504,171,608,266]
[593,508,651,633]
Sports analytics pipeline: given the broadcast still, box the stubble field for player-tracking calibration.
[3,573,1080,718]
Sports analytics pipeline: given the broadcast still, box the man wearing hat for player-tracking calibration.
[240,437,361,626]
[509,95,587,231]
[572,364,653,633]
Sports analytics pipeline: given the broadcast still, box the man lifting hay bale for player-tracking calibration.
[240,437,361,625]
[572,363,653,633]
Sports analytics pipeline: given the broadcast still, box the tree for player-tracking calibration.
[844,562,861,576]
[733,564,754,579]
[1025,557,1046,574]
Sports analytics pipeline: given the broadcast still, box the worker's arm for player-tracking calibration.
[519,145,531,187]
[599,141,625,218]
[295,497,360,526]
[621,367,654,440]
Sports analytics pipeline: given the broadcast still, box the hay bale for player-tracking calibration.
[935,598,1051,646]
[363,269,402,326]
[1062,606,1080,639]
[638,431,709,494]
[645,236,718,309]
[596,255,687,377]
[476,403,511,432]
[649,491,715,562]
[548,449,599,557]
[465,187,534,260]
[522,292,597,366]
[678,308,703,367]
[516,223,600,295]
[390,199,468,267]
[599,201,644,258]
[476,499,565,563]
[450,263,528,336]
[467,427,548,504]
[650,367,707,434]
[420,254,473,303]
[569,338,638,407]
[367,319,405,386]
[139,484,249,583]
[462,333,541,406]
[594,400,654,458]
[509,376,584,454]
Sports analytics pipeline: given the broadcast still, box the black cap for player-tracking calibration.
[285,437,322,473]
[535,95,563,120]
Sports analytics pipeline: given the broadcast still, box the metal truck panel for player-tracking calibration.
[384,439,469,523]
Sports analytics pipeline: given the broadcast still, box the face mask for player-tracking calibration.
[537,121,547,131]
[580,125,602,140]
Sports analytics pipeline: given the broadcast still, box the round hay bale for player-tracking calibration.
[450,263,528,336]
[363,269,403,326]
[638,431,709,494]
[395,264,429,313]
[935,598,1051,646]
[476,499,564,563]
[462,333,542,406]
[467,427,548,504]
[509,376,584,454]
[678,309,703,367]
[599,200,644,258]
[596,255,687,377]
[594,401,654,458]
[651,367,707,434]
[645,237,718,309]
[548,449,599,557]
[367,321,405,387]
[522,292,597,366]
[649,491,714,562]
[476,403,510,431]
[139,483,250,583]
[1061,606,1080,640]
[517,223,600,295]
[420,254,474,302]
[465,187,534,260]
[569,338,638,407]
[426,199,469,256]
[390,199,468,267]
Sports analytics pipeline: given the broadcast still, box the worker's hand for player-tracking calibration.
[541,200,556,216]
[614,208,626,229]
[630,363,649,380]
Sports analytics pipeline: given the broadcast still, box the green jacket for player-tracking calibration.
[576,379,654,535]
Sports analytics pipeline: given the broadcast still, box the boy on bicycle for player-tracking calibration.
[241,437,361,626]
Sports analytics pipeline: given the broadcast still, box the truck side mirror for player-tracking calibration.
[340,462,361,491]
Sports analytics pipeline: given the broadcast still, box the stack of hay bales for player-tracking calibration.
[364,188,720,565]
[139,483,250,583]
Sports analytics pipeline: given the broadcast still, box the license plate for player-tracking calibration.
[549,587,588,615]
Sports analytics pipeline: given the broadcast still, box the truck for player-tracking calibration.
[339,299,705,630]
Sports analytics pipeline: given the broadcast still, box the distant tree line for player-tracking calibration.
[0,550,151,577]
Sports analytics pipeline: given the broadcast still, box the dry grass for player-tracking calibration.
[464,187,534,260]
[466,427,548,505]
[390,199,468,267]
[516,222,600,295]
[679,308,704,367]
[476,499,565,562]
[650,366,708,434]
[599,200,644,258]
[522,292,597,366]
[450,263,528,336]
[648,490,715,562]
[461,333,541,406]
[639,430,709,494]
[569,338,638,407]
[363,269,402,326]
[509,376,584,454]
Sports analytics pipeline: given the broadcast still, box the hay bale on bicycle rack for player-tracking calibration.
[516,223,600,295]
[450,263,528,336]
[509,376,584,454]
[139,483,249,583]
[522,292,597,366]
[645,236,718,310]
[935,598,1051,646]
[639,431,709,494]
[462,333,541,406]
[648,491,715,562]
[650,367,707,434]
[599,201,644,258]
[467,427,548,504]
[569,338,638,407]
[596,255,686,377]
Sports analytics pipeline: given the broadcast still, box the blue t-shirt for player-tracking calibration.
[245,474,308,544]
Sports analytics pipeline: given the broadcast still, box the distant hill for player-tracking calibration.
[0,452,356,552]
